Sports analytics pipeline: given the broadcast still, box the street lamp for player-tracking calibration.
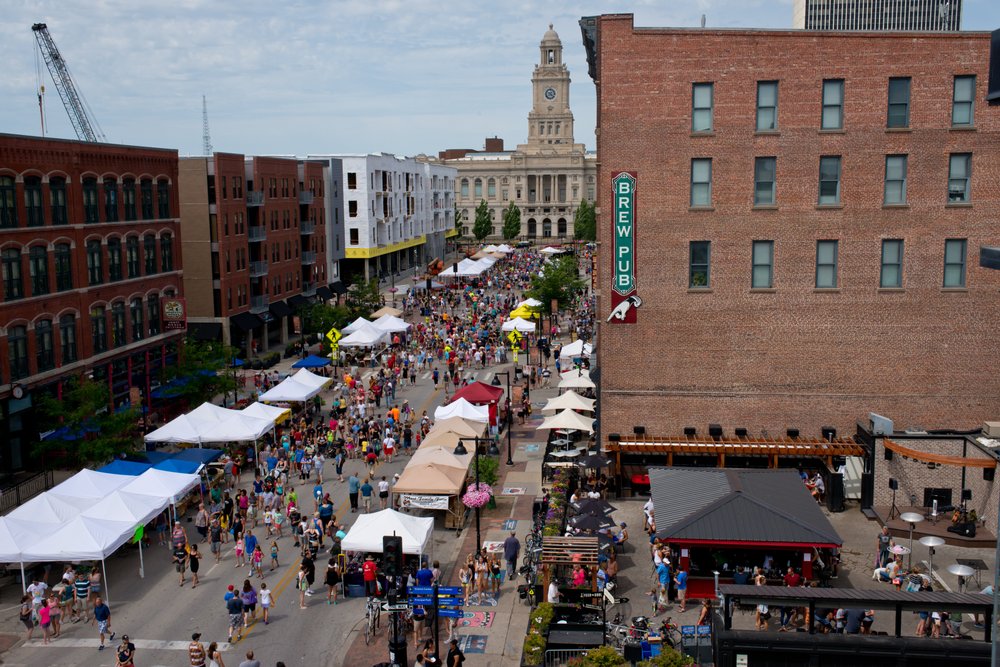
[492,372,514,466]
[455,436,499,552]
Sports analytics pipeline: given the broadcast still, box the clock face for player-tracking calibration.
[544,87,556,101]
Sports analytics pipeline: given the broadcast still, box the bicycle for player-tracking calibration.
[364,595,381,645]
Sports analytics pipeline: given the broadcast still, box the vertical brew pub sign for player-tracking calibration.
[607,171,641,324]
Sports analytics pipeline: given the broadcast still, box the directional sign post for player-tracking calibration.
[438,608,465,618]
[381,602,409,612]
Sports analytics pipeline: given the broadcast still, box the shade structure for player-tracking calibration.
[7,492,84,525]
[502,317,536,333]
[540,246,568,255]
[340,509,434,557]
[371,314,411,333]
[119,469,201,504]
[434,398,489,423]
[509,306,540,320]
[49,469,134,501]
[370,305,403,318]
[341,317,374,335]
[147,402,277,443]
[242,402,291,424]
[428,416,484,438]
[292,354,331,369]
[542,391,595,414]
[81,490,167,527]
[0,517,38,562]
[339,322,390,348]
[517,298,543,309]
[494,244,513,253]
[450,381,504,426]
[99,460,153,476]
[569,513,616,531]
[197,412,275,443]
[572,498,617,515]
[259,370,329,402]
[536,408,595,433]
[481,244,499,253]
[21,515,137,562]
[419,430,466,450]
[392,463,467,495]
[290,368,333,391]
[577,454,612,469]
[409,445,474,471]
[559,339,593,359]
[558,370,596,390]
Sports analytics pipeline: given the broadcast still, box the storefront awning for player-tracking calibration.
[329,281,347,295]
[287,294,309,308]
[231,312,263,332]
[269,300,293,318]
[316,286,333,299]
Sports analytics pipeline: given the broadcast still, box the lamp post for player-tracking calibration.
[455,436,500,552]
[980,245,1000,667]
[492,371,514,466]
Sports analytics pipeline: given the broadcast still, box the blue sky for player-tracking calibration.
[1,0,997,157]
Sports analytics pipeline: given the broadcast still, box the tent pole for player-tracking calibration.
[101,559,109,606]
[138,538,145,579]
[19,561,26,594]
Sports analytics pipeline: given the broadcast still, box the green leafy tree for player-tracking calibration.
[161,338,240,407]
[301,301,352,355]
[34,376,139,466]
[526,254,584,313]
[502,202,521,240]
[345,278,383,319]
[454,205,463,233]
[637,648,695,667]
[574,199,596,241]
[473,199,492,241]
[577,646,627,667]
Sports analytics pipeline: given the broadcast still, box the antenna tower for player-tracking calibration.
[202,95,213,155]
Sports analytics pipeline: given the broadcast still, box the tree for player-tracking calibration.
[502,202,521,239]
[574,199,596,241]
[161,337,240,407]
[472,199,492,241]
[34,376,139,466]
[526,254,584,313]
[637,648,695,667]
[454,205,463,233]
[345,278,383,319]
[301,301,352,355]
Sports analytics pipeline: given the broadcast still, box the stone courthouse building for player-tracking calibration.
[443,25,596,241]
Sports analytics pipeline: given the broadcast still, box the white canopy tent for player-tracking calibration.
[242,402,291,423]
[536,408,596,433]
[501,317,536,333]
[494,244,513,253]
[290,368,333,391]
[540,246,569,255]
[119,469,201,505]
[517,298,543,309]
[342,317,374,335]
[370,305,403,318]
[146,400,281,444]
[559,340,593,359]
[371,314,412,333]
[482,244,499,253]
[434,398,489,423]
[409,446,473,471]
[340,509,434,559]
[259,378,318,402]
[49,469,134,502]
[197,412,275,443]
[428,416,484,438]
[542,391,596,414]
[339,323,390,348]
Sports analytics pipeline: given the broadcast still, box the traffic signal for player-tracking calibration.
[383,535,403,578]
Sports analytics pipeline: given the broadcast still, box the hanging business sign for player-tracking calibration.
[608,171,641,324]
[162,298,187,331]
[399,494,450,510]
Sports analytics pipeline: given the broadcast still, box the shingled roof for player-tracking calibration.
[649,467,842,547]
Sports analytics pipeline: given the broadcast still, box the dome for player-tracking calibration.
[541,23,561,45]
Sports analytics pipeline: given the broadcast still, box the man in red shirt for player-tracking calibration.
[780,567,803,630]
[363,554,379,597]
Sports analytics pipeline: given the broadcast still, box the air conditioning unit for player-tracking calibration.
[983,422,1000,437]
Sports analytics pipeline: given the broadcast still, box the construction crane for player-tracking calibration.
[31,23,106,142]
[202,94,213,155]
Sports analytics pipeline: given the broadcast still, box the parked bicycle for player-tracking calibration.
[364,595,381,645]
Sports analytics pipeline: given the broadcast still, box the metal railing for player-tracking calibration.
[299,221,315,235]
[0,470,54,514]
[298,191,314,205]
[248,226,267,242]
[249,260,268,277]
[246,191,264,207]
[301,251,316,265]
[250,295,269,314]
[302,281,316,296]
[544,648,590,666]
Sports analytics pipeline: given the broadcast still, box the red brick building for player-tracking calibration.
[179,154,327,353]
[581,16,1000,444]
[0,134,184,470]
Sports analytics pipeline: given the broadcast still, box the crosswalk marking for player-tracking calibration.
[23,638,233,651]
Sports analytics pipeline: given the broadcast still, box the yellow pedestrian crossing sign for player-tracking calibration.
[507,330,521,345]
[326,327,342,344]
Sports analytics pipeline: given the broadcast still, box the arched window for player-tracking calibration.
[487,179,496,198]
[460,179,469,199]
[2,248,23,300]
[54,243,72,292]
[126,237,140,278]
[50,176,67,225]
[527,218,537,238]
[86,240,103,285]
[130,298,144,341]
[542,218,552,237]
[140,179,154,219]
[82,177,99,223]
[156,179,170,218]
[0,176,17,228]
[8,325,28,380]
[144,234,156,274]
[35,319,54,372]
[122,178,136,220]
[90,305,107,353]
[29,245,49,296]
[24,176,43,226]
[59,314,77,363]
[557,218,567,237]
[147,293,160,336]
[111,302,126,347]
[107,238,123,281]
[103,178,119,222]
[160,233,173,272]
[474,179,482,198]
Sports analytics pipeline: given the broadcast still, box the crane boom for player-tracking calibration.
[31,23,104,143]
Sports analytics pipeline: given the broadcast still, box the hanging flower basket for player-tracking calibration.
[462,483,493,509]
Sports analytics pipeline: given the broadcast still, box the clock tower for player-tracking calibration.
[525,24,576,152]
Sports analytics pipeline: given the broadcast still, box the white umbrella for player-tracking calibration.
[558,369,595,390]
[501,317,536,333]
[536,409,595,433]
[542,391,596,414]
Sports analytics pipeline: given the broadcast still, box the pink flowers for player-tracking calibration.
[462,482,493,508]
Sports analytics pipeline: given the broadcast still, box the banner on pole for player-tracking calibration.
[399,493,450,510]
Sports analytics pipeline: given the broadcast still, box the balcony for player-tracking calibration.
[301,251,317,265]
[302,281,316,296]
[246,191,265,207]
[299,220,315,235]
[248,226,267,242]
[249,260,268,277]
[250,295,269,314]
[299,191,314,205]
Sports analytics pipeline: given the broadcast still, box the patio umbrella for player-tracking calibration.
[573,498,617,515]
[569,513,615,531]
[577,453,611,469]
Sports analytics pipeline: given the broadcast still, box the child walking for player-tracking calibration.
[234,531,245,568]
[252,544,264,578]
[269,541,280,571]
[260,582,271,625]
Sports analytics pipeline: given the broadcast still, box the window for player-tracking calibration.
[948,153,971,203]
[692,83,713,132]
[815,240,839,288]
[349,228,359,245]
[54,243,72,291]
[24,176,43,226]
[8,326,28,381]
[887,77,911,128]
[140,179,153,219]
[460,179,469,199]
[111,302,126,347]
[2,248,23,300]
[689,241,710,288]
[83,177,99,223]
[880,239,904,288]
[156,180,170,218]
[144,235,156,274]
[474,179,482,198]
[754,157,776,206]
[35,319,54,372]
[107,238,122,281]
[818,156,841,205]
[59,314,77,363]
[756,81,778,131]
[821,79,844,130]
[103,178,119,222]
[884,155,907,205]
[751,241,774,288]
[126,236,140,278]
[488,179,496,198]
[160,234,173,272]
[943,239,967,288]
[0,176,16,228]
[87,240,103,285]
[131,298,144,340]
[50,176,67,225]
[29,246,48,296]
[122,178,136,220]
[690,159,712,207]
[91,306,107,353]
[147,294,160,336]
[952,75,975,126]
[348,201,358,217]
[347,172,357,190]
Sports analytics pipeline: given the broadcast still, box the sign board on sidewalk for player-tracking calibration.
[409,587,434,595]
[502,519,517,531]
[438,586,463,596]
[438,608,464,618]
[410,597,434,605]
[381,603,409,612]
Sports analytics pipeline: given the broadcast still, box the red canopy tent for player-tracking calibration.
[449,381,504,426]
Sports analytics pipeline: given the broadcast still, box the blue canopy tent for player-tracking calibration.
[150,369,218,400]
[153,458,202,475]
[173,448,224,465]
[98,460,153,476]
[292,354,331,369]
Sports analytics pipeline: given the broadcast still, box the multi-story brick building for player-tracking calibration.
[179,154,328,353]
[0,134,184,470]
[792,0,963,31]
[581,15,1000,444]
